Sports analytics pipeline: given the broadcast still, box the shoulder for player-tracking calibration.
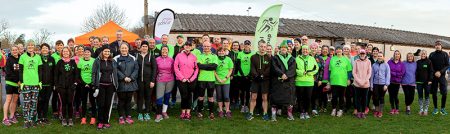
[113,55,120,61]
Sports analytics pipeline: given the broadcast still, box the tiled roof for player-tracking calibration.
[151,13,450,48]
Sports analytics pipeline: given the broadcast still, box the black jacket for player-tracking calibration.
[92,58,119,90]
[416,58,434,83]
[228,50,240,76]
[149,48,161,58]
[271,54,296,105]
[429,50,449,73]
[5,55,20,83]
[39,55,55,86]
[135,52,157,83]
[250,53,272,81]
[109,40,128,57]
[54,59,79,89]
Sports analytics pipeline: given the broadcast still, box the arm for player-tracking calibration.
[92,60,99,87]
[263,57,271,78]
[286,58,297,78]
[440,53,449,73]
[130,61,139,81]
[236,59,244,76]
[271,57,285,77]
[189,60,199,82]
[296,58,305,77]
[173,57,185,80]
[385,64,391,86]
[150,57,157,83]
[428,61,435,82]
[250,56,259,78]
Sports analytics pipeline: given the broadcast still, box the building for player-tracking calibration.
[148,13,450,60]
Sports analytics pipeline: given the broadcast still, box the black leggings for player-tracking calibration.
[80,84,97,118]
[118,91,134,117]
[388,83,400,109]
[74,84,82,113]
[171,81,178,102]
[296,86,313,113]
[311,82,320,110]
[402,85,415,106]
[372,84,386,107]
[58,86,75,119]
[431,76,448,109]
[366,89,372,108]
[239,78,251,107]
[417,83,430,100]
[178,81,196,109]
[97,84,114,124]
[52,89,59,114]
[137,81,153,113]
[37,86,53,119]
[318,83,329,109]
[345,84,355,110]
[332,86,346,110]
[354,87,368,112]
[230,78,240,105]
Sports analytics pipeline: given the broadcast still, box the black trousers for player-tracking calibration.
[80,84,97,118]
[137,81,153,113]
[37,86,53,119]
[431,76,448,109]
[57,86,75,119]
[332,86,346,110]
[296,86,313,113]
[402,85,415,106]
[118,91,134,117]
[52,89,59,113]
[96,84,114,124]
[354,87,368,112]
[345,84,355,110]
[388,83,400,109]
[372,84,386,107]
[178,81,196,109]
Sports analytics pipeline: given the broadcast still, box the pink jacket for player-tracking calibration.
[352,58,372,88]
[174,51,199,82]
[156,56,174,82]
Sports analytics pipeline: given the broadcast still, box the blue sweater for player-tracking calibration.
[371,61,391,88]
[401,61,417,85]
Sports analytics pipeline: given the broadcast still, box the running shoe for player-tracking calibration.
[271,114,277,122]
[162,112,169,119]
[185,113,191,120]
[277,109,282,116]
[304,113,311,119]
[68,119,74,127]
[103,123,111,129]
[126,116,134,124]
[432,108,439,115]
[245,113,254,120]
[144,113,151,121]
[61,119,68,127]
[97,123,103,130]
[197,113,204,118]
[209,113,215,120]
[394,109,399,114]
[364,107,370,115]
[336,110,343,117]
[81,117,87,125]
[441,109,448,115]
[119,117,125,125]
[389,109,395,115]
[240,106,246,113]
[226,111,232,118]
[9,116,18,124]
[2,119,11,126]
[180,113,186,120]
[155,115,163,123]
[90,118,96,125]
[138,113,144,121]
[262,114,270,121]
[23,121,30,129]
[406,109,411,115]
[218,111,224,118]
[75,111,80,119]
[312,110,319,117]
[299,113,305,120]
[331,109,337,117]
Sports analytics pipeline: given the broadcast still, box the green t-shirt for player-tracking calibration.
[51,52,61,63]
[237,51,254,76]
[19,54,43,86]
[197,53,218,82]
[215,56,234,84]
[329,55,352,87]
[156,44,175,58]
[77,58,95,84]
[191,49,202,58]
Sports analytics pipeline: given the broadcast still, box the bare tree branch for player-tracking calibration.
[33,28,53,45]
[81,2,128,32]
[0,19,9,36]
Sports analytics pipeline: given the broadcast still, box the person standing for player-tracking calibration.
[329,46,352,117]
[429,41,449,115]
[387,50,405,115]
[174,41,199,120]
[196,42,218,120]
[352,49,371,119]
[135,41,157,122]
[77,48,97,125]
[2,46,20,126]
[92,47,118,129]
[295,45,319,119]
[114,43,139,124]
[371,53,391,118]
[416,50,433,116]
[110,30,128,57]
[154,46,175,122]
[51,40,64,119]
[214,47,234,118]
[36,43,55,125]
[237,40,254,113]
[401,53,417,115]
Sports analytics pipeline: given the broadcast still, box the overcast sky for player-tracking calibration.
[1,0,449,43]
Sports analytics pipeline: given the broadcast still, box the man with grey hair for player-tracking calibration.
[109,30,128,56]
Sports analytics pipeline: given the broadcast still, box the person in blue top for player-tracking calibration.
[370,53,391,118]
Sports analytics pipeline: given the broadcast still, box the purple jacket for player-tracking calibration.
[388,59,406,84]
[401,61,416,85]
[318,55,331,82]
[156,56,174,82]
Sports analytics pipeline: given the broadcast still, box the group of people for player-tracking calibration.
[1,30,449,130]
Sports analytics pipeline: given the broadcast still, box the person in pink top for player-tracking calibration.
[154,46,175,122]
[352,49,372,119]
[173,41,199,120]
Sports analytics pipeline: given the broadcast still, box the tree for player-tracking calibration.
[14,34,25,45]
[33,28,53,45]
[0,19,8,36]
[81,2,127,32]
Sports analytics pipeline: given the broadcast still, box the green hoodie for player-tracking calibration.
[295,55,318,87]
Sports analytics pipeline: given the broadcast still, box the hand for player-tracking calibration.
[281,74,288,80]
[435,71,441,78]
[93,89,99,97]
[230,76,233,80]
[428,81,432,85]
[17,82,22,86]
[325,84,331,90]
[85,84,90,88]
[124,77,131,82]
[74,82,78,86]
[383,85,388,91]
[347,80,351,86]
[150,82,155,88]
[318,81,322,86]
[182,79,188,83]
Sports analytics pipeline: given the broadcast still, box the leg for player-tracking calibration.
[304,87,313,114]
[156,82,166,115]
[331,86,338,109]
[439,77,448,109]
[117,92,126,117]
[338,86,345,110]
[136,82,145,114]
[125,92,133,116]
[207,84,215,114]
[223,84,231,112]
[388,84,396,109]
[216,85,224,112]
[431,79,439,109]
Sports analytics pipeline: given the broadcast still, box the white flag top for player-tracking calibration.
[153,9,175,39]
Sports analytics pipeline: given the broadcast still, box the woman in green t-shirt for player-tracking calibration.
[328,46,352,117]
[214,47,234,118]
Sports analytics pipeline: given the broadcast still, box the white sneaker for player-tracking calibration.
[331,109,337,117]
[312,110,319,116]
[337,110,344,117]
[304,113,311,119]
[299,113,305,120]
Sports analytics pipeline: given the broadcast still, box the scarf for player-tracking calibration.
[278,54,291,70]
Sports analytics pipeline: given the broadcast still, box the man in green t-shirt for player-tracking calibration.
[196,42,218,119]
[236,40,254,113]
[77,48,97,124]
[18,41,43,128]
[156,34,175,58]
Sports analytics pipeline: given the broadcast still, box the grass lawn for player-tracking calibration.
[1,95,449,134]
